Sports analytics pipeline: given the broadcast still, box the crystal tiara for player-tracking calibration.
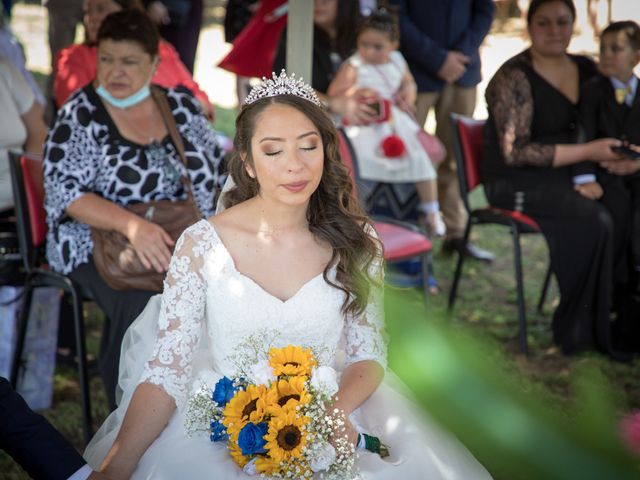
[244,70,322,107]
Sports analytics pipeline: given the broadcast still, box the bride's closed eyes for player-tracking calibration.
[262,144,319,156]
[259,131,321,157]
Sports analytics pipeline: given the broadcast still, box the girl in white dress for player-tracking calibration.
[83,72,491,479]
[328,8,444,236]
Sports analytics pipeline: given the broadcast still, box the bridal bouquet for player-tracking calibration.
[185,345,388,479]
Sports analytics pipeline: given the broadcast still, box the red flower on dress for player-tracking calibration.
[381,135,406,158]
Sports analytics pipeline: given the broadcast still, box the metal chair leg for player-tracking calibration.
[537,263,553,314]
[511,226,528,355]
[448,220,472,310]
[10,281,34,388]
[421,251,436,305]
[69,286,93,445]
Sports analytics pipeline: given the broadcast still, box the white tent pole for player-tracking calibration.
[286,0,314,83]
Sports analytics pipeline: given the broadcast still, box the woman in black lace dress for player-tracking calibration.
[482,0,630,358]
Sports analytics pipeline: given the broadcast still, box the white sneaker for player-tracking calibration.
[418,211,446,238]
[431,211,446,237]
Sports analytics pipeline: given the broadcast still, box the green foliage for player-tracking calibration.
[386,289,640,480]
[212,105,238,138]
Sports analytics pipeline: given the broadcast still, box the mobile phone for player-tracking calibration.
[368,100,381,116]
[366,99,392,122]
[611,145,640,160]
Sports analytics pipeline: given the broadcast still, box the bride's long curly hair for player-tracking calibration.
[223,95,381,316]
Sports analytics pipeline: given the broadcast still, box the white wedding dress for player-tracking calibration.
[84,220,492,479]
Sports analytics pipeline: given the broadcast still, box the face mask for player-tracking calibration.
[96,83,151,109]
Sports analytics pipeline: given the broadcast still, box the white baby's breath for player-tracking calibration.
[308,440,336,472]
[310,366,339,398]
[184,387,216,436]
[248,358,276,385]
[243,458,258,476]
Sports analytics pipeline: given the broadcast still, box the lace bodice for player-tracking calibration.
[139,220,387,407]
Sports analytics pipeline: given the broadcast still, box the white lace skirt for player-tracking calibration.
[84,295,492,480]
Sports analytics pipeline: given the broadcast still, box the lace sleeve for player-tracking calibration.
[486,65,555,167]
[139,221,212,407]
[343,228,387,370]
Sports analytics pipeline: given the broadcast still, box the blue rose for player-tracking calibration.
[210,420,229,442]
[237,422,268,455]
[212,377,237,406]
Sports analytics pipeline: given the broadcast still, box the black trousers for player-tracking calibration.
[600,171,640,351]
[484,172,630,356]
[69,260,156,409]
[0,377,86,479]
[618,172,640,271]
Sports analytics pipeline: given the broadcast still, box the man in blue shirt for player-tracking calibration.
[392,0,495,261]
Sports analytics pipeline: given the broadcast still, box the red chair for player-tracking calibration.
[337,130,435,302]
[448,114,552,354]
[8,151,94,444]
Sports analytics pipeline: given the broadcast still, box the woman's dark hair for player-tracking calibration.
[315,0,362,59]
[358,7,400,43]
[526,0,576,24]
[224,94,381,316]
[97,9,159,57]
[602,21,640,51]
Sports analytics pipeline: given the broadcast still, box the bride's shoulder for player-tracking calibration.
[175,219,221,254]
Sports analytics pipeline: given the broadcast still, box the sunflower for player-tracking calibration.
[228,441,249,468]
[255,456,312,477]
[222,384,268,438]
[269,345,316,378]
[254,455,282,475]
[265,377,312,415]
[264,409,310,462]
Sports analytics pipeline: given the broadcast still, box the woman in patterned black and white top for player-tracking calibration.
[44,10,225,408]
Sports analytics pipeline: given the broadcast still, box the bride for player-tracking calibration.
[84,72,492,479]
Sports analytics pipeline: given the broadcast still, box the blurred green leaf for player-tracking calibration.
[386,289,639,480]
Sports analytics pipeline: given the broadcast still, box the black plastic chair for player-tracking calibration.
[448,114,553,354]
[8,151,94,444]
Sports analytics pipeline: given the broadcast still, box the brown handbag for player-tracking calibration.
[91,87,201,292]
